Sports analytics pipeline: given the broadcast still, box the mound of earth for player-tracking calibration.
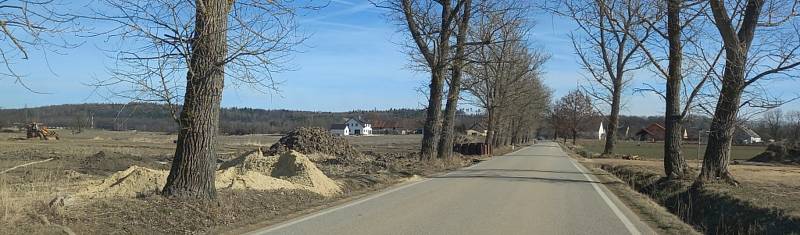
[749,142,800,164]
[267,127,364,164]
[80,166,168,198]
[78,150,341,198]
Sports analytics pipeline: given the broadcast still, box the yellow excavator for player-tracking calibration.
[26,122,60,140]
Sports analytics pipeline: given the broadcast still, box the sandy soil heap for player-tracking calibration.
[78,150,341,199]
[267,127,363,163]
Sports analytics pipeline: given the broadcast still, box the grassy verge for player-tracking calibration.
[596,163,800,234]
[563,143,800,234]
[581,165,700,235]
[573,139,765,160]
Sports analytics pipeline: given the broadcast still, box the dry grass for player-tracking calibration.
[0,167,75,231]
[0,130,433,233]
[583,158,800,232]
[574,139,766,160]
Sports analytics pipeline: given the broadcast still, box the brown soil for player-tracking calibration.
[749,142,800,164]
[51,189,328,234]
[266,127,365,164]
[80,151,171,176]
[0,131,475,234]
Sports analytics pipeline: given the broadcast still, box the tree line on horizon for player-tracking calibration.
[0,103,487,135]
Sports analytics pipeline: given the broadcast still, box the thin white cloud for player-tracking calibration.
[302,2,377,23]
[330,0,356,6]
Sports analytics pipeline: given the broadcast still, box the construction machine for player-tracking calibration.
[26,122,60,140]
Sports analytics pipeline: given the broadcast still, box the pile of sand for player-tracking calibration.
[78,150,342,198]
[267,127,364,163]
[80,166,168,198]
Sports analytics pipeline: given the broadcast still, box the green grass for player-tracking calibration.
[577,140,766,160]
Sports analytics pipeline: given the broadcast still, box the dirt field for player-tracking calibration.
[575,139,766,160]
[0,130,478,234]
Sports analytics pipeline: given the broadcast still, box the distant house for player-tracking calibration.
[635,123,666,142]
[330,124,350,136]
[371,120,406,135]
[345,118,372,135]
[735,125,762,144]
[465,121,487,137]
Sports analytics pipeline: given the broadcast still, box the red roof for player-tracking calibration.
[636,123,666,139]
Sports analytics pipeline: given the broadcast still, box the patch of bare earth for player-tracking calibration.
[0,131,475,234]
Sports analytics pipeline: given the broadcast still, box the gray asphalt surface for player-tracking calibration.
[250,142,655,235]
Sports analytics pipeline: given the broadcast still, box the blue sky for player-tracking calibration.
[0,0,797,116]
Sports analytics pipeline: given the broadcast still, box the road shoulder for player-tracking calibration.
[570,156,700,235]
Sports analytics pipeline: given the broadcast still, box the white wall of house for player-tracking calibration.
[346,119,372,135]
[743,137,762,144]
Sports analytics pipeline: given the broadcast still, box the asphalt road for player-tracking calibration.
[250,142,655,235]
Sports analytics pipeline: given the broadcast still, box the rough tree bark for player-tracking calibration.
[421,70,445,160]
[162,0,229,199]
[485,107,495,154]
[438,0,472,159]
[603,79,621,154]
[664,0,690,179]
[699,0,764,184]
[699,59,746,184]
[404,0,455,160]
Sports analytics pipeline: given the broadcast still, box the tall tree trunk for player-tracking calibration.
[698,60,745,184]
[420,0,454,160]
[421,70,444,160]
[572,129,577,145]
[162,0,228,199]
[664,0,689,179]
[485,107,495,154]
[603,78,622,154]
[700,0,764,185]
[437,0,472,159]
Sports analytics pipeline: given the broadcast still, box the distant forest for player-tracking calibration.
[0,103,483,135]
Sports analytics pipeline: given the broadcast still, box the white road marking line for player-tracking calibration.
[568,157,641,235]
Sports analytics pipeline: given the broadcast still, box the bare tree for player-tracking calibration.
[762,108,784,140]
[0,0,80,92]
[508,75,551,145]
[623,0,713,178]
[699,0,800,184]
[437,0,473,159]
[662,0,691,179]
[787,111,800,141]
[549,0,653,155]
[94,0,310,199]
[462,6,548,151]
[374,0,468,160]
[552,89,596,144]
